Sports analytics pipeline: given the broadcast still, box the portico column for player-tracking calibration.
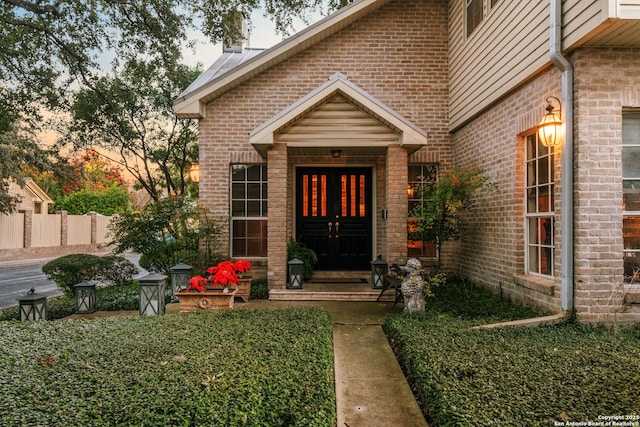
[386,145,408,264]
[267,144,288,289]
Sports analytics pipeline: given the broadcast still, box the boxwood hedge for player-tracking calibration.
[384,281,640,426]
[0,308,336,426]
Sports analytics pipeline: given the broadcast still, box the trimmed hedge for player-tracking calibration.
[384,281,640,426]
[0,308,336,426]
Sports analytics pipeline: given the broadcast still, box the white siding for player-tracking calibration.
[276,95,400,146]
[449,0,611,130]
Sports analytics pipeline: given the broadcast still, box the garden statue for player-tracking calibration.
[400,258,427,313]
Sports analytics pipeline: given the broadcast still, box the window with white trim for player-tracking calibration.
[466,0,501,37]
[231,164,267,257]
[408,164,438,258]
[525,132,555,276]
[622,112,640,281]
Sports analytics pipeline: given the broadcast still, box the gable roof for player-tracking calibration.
[173,0,392,118]
[249,73,428,155]
[24,178,54,204]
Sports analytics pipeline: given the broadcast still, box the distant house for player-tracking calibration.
[8,178,54,214]
[174,0,640,324]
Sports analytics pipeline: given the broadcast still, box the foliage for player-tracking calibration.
[42,254,138,296]
[384,281,640,426]
[250,278,269,300]
[0,308,336,426]
[108,196,225,275]
[55,186,131,215]
[287,238,318,279]
[409,166,497,252]
[64,60,201,200]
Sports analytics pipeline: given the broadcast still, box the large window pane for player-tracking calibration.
[623,113,640,280]
[231,165,267,258]
[408,164,439,258]
[525,132,554,277]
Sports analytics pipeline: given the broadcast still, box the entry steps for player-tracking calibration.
[269,271,396,302]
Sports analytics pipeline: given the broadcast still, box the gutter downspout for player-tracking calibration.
[550,0,574,313]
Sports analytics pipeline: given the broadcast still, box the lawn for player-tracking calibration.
[384,281,640,426]
[0,308,335,426]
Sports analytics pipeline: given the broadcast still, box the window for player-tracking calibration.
[466,0,501,37]
[231,164,267,257]
[622,112,640,281]
[525,132,555,276]
[408,164,439,258]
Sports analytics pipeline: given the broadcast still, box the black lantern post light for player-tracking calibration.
[370,256,388,289]
[287,258,304,289]
[74,280,98,314]
[138,270,167,317]
[169,261,192,303]
[18,288,47,321]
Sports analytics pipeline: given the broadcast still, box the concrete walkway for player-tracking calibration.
[68,300,429,426]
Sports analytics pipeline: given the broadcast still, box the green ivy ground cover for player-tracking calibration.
[0,308,335,426]
[384,282,640,426]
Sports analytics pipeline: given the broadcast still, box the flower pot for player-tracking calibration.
[175,289,237,312]
[232,276,251,303]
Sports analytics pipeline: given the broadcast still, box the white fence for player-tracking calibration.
[0,211,113,250]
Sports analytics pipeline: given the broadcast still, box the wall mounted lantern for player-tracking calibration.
[138,270,167,317]
[74,280,98,314]
[287,258,304,289]
[538,96,563,148]
[18,288,47,321]
[188,162,200,183]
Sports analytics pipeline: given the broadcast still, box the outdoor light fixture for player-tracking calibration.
[331,149,342,158]
[74,280,97,314]
[370,256,388,289]
[287,258,304,289]
[169,260,192,302]
[188,162,200,183]
[18,288,47,321]
[538,96,563,148]
[138,270,167,317]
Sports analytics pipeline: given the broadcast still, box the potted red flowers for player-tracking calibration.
[176,260,252,311]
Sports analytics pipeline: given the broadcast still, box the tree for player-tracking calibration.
[64,60,200,200]
[409,166,497,253]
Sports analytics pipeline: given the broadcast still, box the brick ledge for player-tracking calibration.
[513,275,555,296]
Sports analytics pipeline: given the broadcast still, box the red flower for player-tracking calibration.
[233,260,251,274]
[451,176,460,186]
[185,276,207,292]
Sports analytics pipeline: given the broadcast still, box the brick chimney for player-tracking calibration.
[223,13,248,53]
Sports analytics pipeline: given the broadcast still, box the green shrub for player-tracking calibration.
[0,309,336,426]
[42,254,103,295]
[56,186,131,215]
[42,254,137,296]
[250,278,269,300]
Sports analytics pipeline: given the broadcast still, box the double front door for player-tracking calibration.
[296,167,372,270]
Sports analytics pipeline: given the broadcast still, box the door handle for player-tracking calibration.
[328,221,333,238]
[335,221,339,238]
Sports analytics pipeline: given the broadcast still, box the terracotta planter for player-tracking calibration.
[175,289,237,312]
[232,276,251,303]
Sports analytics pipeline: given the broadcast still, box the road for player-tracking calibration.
[0,253,145,310]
